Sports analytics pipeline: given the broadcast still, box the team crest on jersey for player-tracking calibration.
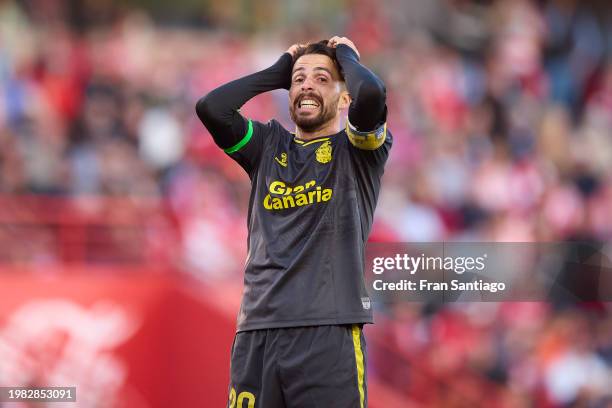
[315,141,332,164]
[275,152,288,167]
[361,297,371,310]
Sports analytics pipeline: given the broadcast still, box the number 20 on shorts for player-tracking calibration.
[229,387,255,408]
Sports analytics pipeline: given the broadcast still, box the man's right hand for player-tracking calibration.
[286,44,305,59]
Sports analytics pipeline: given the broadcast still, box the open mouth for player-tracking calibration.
[296,95,322,112]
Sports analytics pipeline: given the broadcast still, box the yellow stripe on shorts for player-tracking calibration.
[352,324,365,408]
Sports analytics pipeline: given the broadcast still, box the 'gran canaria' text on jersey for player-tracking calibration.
[263,180,333,210]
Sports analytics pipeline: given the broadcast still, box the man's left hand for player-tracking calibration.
[328,36,360,59]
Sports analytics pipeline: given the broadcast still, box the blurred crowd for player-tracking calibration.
[1,0,612,406]
[370,302,612,407]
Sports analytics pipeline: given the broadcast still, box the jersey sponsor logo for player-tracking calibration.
[361,297,371,310]
[274,152,288,167]
[263,179,332,211]
[315,141,332,164]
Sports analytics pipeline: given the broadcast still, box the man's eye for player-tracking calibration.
[293,77,304,83]
[317,77,328,83]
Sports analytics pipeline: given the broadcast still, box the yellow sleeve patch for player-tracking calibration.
[346,120,387,150]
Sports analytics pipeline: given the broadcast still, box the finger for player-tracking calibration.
[328,36,341,46]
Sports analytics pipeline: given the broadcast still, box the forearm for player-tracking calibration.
[195,53,293,149]
[336,45,386,131]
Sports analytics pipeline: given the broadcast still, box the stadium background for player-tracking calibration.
[0,0,611,406]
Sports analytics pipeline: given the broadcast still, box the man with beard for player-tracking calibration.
[196,36,391,408]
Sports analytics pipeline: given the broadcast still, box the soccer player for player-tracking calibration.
[196,36,391,408]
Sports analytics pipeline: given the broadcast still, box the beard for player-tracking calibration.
[289,93,338,133]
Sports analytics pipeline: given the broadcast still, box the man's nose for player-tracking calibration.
[300,77,315,91]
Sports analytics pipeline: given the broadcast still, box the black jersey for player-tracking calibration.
[225,118,391,331]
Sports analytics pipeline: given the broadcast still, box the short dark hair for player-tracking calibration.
[292,40,344,80]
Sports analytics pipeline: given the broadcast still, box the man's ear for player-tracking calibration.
[338,89,351,110]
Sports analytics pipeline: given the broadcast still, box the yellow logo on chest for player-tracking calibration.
[315,141,332,164]
[275,152,288,167]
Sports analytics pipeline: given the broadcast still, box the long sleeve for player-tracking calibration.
[195,53,293,150]
[335,44,387,131]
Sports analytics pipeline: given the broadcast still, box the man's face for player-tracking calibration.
[289,53,349,133]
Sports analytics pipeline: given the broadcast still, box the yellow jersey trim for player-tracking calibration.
[293,136,331,146]
[302,137,330,146]
[352,324,365,408]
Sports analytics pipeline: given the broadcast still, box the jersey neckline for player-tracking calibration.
[292,130,343,146]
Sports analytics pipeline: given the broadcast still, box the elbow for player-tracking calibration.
[195,94,214,123]
[196,88,232,130]
[349,78,387,131]
[356,78,386,107]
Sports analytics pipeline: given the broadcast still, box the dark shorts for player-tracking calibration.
[227,324,367,408]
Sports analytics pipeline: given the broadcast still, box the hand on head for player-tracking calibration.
[286,43,306,59]
[287,37,359,60]
[327,36,359,59]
